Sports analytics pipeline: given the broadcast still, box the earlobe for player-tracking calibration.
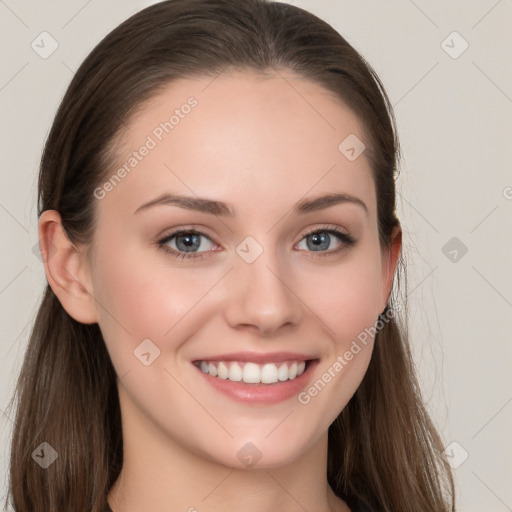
[37,210,98,324]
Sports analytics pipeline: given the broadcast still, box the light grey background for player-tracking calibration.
[1,1,511,510]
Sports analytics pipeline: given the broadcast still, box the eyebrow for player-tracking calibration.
[133,192,368,217]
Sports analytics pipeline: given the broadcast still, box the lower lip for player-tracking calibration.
[194,360,319,405]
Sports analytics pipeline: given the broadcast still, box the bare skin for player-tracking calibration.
[39,69,401,512]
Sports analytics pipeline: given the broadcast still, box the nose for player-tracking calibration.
[223,248,303,337]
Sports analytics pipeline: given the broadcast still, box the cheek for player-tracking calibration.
[298,252,383,343]
[90,243,223,368]
[295,258,381,425]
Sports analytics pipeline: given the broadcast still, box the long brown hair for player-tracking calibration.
[5,1,455,510]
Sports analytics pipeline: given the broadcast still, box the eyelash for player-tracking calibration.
[157,225,356,261]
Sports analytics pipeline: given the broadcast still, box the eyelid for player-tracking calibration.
[157,226,219,256]
[157,223,351,243]
[300,224,351,240]
[156,223,356,260]
[157,224,218,244]
[296,224,356,257]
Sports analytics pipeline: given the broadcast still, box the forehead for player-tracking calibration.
[100,69,375,220]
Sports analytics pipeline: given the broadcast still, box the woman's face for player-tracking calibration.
[83,69,399,469]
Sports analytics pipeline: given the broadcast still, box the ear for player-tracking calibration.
[37,210,98,324]
[380,223,402,311]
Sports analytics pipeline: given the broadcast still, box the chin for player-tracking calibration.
[197,429,320,471]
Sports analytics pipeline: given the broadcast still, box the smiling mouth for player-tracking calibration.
[193,359,312,384]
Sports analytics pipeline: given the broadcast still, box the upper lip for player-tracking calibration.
[193,352,317,364]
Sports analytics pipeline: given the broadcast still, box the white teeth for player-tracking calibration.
[208,362,218,377]
[228,362,243,382]
[278,363,289,381]
[243,362,260,383]
[289,362,298,379]
[197,359,308,384]
[261,363,278,384]
[217,362,229,379]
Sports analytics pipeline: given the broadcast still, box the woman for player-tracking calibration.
[5,0,455,510]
